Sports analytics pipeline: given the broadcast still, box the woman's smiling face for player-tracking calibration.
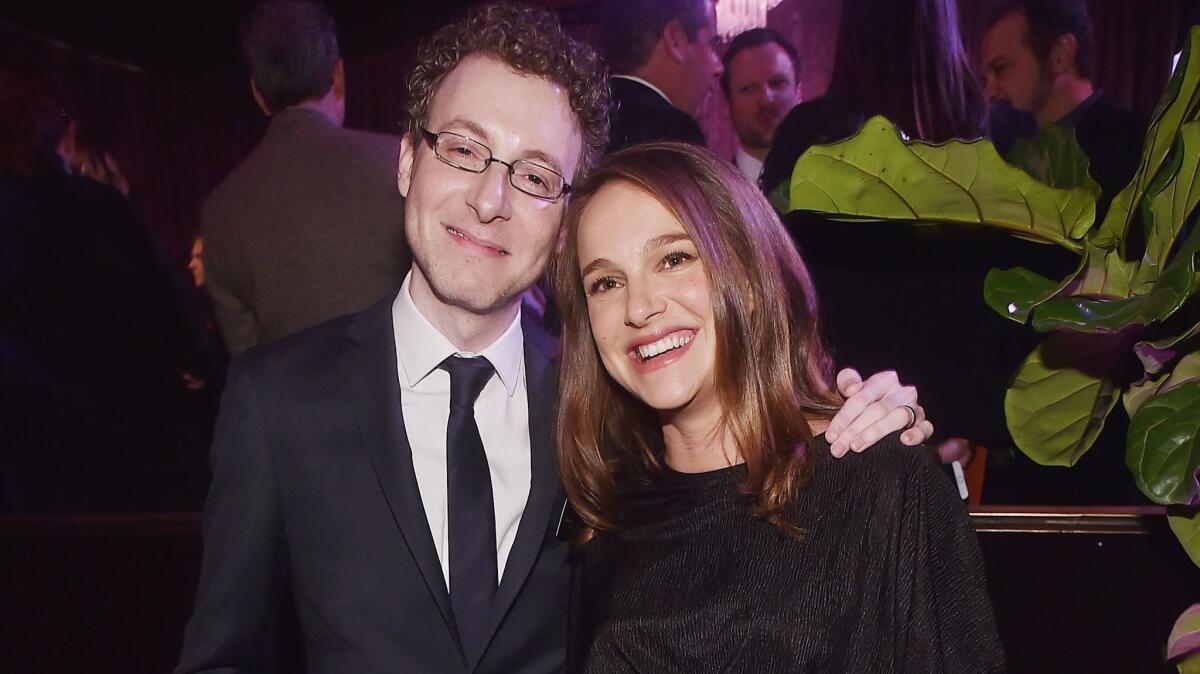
[576,181,718,418]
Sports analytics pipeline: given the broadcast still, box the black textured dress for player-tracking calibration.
[570,433,1005,673]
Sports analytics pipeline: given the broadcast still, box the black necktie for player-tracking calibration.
[440,355,497,659]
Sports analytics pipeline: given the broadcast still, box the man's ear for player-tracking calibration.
[397,132,415,198]
[663,19,689,65]
[250,79,271,116]
[331,58,346,102]
[1050,33,1079,76]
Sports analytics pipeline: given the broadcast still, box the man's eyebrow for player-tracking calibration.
[439,118,491,144]
[984,55,1007,70]
[522,149,563,174]
[436,118,563,174]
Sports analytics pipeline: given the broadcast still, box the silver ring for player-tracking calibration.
[901,404,918,430]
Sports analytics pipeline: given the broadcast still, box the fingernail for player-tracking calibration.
[850,440,862,452]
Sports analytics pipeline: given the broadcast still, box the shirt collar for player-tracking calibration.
[391,271,524,396]
[1056,90,1103,128]
[735,146,764,183]
[613,74,674,107]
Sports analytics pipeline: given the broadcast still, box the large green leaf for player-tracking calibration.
[1166,508,1200,566]
[1005,332,1123,466]
[1170,603,1200,664]
[1031,265,1191,332]
[1127,381,1200,504]
[981,239,1132,327]
[983,267,1063,324]
[1031,224,1200,333]
[1007,122,1102,198]
[788,116,1095,252]
[1133,122,1200,291]
[1073,241,1138,299]
[1095,27,1200,248]
[1126,371,1171,419]
[1125,351,1200,417]
[1170,510,1200,571]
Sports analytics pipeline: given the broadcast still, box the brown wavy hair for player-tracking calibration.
[405,2,611,182]
[827,0,986,142]
[552,142,842,540]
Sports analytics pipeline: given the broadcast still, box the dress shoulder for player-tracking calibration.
[811,431,944,490]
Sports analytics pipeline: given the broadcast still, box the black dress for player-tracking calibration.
[570,433,1005,673]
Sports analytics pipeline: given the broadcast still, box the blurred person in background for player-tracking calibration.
[601,0,722,153]
[761,0,986,191]
[980,0,1145,213]
[56,118,132,197]
[720,28,802,183]
[0,63,206,512]
[201,0,409,355]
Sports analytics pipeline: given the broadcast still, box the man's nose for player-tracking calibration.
[983,74,999,100]
[466,162,513,223]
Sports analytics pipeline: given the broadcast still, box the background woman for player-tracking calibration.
[553,142,1004,673]
[759,0,987,192]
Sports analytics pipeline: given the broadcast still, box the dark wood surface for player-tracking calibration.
[0,509,1192,673]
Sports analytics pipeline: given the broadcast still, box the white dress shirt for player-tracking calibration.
[391,272,531,589]
[735,145,765,185]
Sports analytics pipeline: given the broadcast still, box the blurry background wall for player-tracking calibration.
[0,0,1189,269]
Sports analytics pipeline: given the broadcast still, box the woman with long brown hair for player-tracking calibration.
[553,142,1003,672]
[759,0,987,194]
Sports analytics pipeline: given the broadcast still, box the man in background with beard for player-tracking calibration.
[720,28,802,184]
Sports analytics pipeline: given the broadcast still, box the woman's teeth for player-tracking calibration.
[636,332,694,361]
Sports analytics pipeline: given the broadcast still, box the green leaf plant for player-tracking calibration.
[784,28,1200,570]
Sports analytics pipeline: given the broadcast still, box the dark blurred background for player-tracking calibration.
[1,0,1189,266]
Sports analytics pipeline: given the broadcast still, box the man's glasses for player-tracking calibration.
[421,129,571,201]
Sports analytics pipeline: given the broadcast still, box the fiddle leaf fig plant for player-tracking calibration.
[783,27,1200,554]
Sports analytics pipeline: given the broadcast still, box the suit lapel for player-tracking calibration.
[337,294,461,653]
[473,318,563,670]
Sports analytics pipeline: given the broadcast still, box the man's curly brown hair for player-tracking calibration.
[405,2,611,183]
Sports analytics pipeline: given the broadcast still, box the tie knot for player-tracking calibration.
[440,356,495,409]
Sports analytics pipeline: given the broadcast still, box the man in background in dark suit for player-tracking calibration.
[980,0,1145,208]
[201,0,409,354]
[176,4,934,673]
[720,28,802,184]
[973,0,1148,503]
[601,0,722,153]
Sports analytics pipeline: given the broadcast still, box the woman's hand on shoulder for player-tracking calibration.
[826,368,934,458]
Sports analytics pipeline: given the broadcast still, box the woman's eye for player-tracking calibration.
[588,276,620,295]
[663,251,693,269]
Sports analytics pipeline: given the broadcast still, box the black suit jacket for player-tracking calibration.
[607,77,706,154]
[176,293,569,674]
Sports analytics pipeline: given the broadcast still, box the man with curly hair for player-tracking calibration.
[177,4,933,673]
[178,6,615,672]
